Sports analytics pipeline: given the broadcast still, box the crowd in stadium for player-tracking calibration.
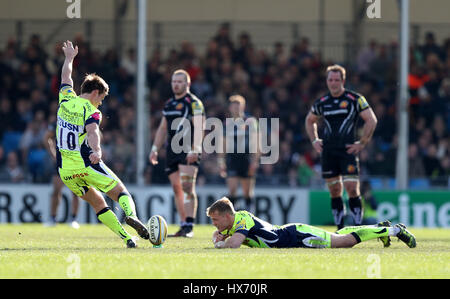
[0,25,448,188]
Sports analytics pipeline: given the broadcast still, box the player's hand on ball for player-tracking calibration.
[214,241,225,248]
[212,231,227,248]
[212,230,227,244]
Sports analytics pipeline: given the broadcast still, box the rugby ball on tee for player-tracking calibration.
[147,215,168,246]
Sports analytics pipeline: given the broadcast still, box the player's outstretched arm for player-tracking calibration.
[212,230,228,246]
[61,40,79,87]
[215,232,245,249]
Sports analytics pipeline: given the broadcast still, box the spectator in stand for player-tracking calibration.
[213,22,234,50]
[423,144,444,179]
[421,32,444,62]
[0,27,448,187]
[357,40,377,75]
[121,48,137,76]
[296,154,315,187]
[0,151,25,183]
[408,143,426,178]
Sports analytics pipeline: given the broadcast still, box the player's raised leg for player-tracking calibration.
[83,160,149,241]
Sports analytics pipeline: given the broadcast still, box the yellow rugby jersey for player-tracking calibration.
[219,211,285,248]
[56,84,102,170]
[219,211,327,248]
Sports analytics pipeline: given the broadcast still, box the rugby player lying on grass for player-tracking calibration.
[207,197,416,249]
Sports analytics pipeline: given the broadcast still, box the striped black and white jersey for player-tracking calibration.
[310,89,370,149]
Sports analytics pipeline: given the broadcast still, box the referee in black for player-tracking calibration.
[305,65,377,230]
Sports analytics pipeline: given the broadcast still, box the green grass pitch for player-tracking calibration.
[0,224,449,279]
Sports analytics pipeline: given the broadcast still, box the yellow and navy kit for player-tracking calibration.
[220,211,332,248]
[56,84,102,170]
[56,84,120,196]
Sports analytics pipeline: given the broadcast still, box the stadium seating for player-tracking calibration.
[0,29,448,188]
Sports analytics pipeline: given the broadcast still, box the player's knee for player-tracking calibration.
[347,190,359,198]
[228,189,238,197]
[343,177,359,193]
[108,183,127,201]
[328,184,342,197]
[118,190,132,199]
[344,184,359,198]
[241,185,251,197]
[180,173,195,194]
[111,181,126,194]
[331,234,357,248]
[172,183,184,195]
[182,182,193,194]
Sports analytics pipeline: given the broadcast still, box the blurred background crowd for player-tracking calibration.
[0,24,448,188]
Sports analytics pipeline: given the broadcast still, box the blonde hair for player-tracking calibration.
[172,69,191,84]
[326,64,346,81]
[206,197,235,216]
